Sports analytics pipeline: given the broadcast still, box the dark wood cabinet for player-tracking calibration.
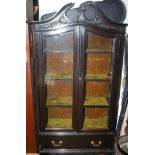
[29,1,127,154]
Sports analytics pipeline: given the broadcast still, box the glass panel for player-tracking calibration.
[46,80,72,105]
[83,108,108,129]
[47,108,72,128]
[44,32,73,129]
[44,32,73,106]
[45,33,73,51]
[84,32,113,107]
[45,52,73,80]
[87,32,112,51]
[85,81,110,106]
[86,53,112,80]
[83,32,113,129]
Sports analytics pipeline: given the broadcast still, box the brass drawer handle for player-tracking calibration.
[91,140,102,147]
[51,140,63,147]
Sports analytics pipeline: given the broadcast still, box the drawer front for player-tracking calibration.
[40,134,114,149]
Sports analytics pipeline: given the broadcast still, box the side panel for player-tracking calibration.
[108,36,125,131]
[26,23,37,152]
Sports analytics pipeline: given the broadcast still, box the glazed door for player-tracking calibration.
[79,28,122,131]
[39,30,77,131]
[36,27,122,132]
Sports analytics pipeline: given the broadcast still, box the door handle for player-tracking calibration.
[91,140,102,147]
[51,140,63,147]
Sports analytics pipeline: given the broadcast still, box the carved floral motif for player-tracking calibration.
[37,2,126,32]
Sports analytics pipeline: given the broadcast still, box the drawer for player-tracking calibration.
[40,134,114,150]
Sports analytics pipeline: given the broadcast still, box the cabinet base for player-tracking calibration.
[39,149,114,155]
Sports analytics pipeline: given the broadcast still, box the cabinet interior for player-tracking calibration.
[47,108,72,128]
[43,31,113,130]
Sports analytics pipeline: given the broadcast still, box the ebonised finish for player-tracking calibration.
[29,1,127,155]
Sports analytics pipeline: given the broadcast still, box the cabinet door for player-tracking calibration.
[36,28,122,132]
[42,31,75,130]
[81,31,115,130]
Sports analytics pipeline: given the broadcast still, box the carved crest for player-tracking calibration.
[34,1,126,32]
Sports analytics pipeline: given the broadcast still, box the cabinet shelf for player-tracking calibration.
[86,48,112,53]
[83,118,108,129]
[84,105,109,108]
[45,73,73,80]
[46,105,72,108]
[86,74,111,80]
[45,73,111,80]
[44,49,73,53]
[47,118,72,128]
[84,97,109,106]
[46,96,72,105]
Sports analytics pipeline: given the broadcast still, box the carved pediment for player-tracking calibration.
[35,1,127,32]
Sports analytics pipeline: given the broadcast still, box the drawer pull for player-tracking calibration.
[91,140,102,147]
[51,140,63,147]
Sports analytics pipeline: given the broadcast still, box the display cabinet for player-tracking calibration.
[29,1,127,154]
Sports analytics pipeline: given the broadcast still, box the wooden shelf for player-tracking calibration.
[86,74,110,80]
[86,48,112,52]
[44,49,73,53]
[45,73,111,80]
[47,118,72,128]
[83,118,108,129]
[84,97,109,106]
[46,96,72,105]
[45,73,73,80]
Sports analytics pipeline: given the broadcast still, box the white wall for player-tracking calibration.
[122,0,128,23]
